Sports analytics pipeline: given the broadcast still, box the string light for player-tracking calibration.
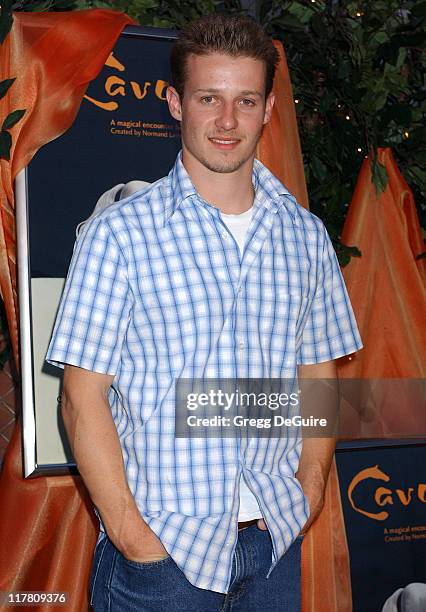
[294,99,300,104]
[403,130,410,139]
[357,147,362,152]
[345,115,351,120]
[356,11,363,17]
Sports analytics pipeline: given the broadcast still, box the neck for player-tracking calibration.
[182,149,255,214]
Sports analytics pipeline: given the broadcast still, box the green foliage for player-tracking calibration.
[0,0,14,44]
[332,240,361,268]
[0,78,15,99]
[0,130,12,161]
[2,109,25,130]
[0,108,26,159]
[0,6,26,162]
[12,0,77,10]
[371,156,388,195]
[0,298,11,368]
[11,0,426,264]
[262,0,426,257]
[73,0,240,28]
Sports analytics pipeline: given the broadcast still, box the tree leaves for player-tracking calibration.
[0,2,21,163]
[0,0,13,44]
[311,156,328,182]
[8,0,424,263]
[372,157,389,195]
[333,241,362,268]
[411,1,426,17]
[264,0,425,260]
[73,0,232,29]
[0,131,12,161]
[2,109,25,130]
[0,81,26,161]
[0,79,15,100]
[287,1,314,24]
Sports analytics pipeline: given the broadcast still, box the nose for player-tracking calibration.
[215,101,238,131]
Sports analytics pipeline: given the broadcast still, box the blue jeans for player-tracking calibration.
[90,523,302,611]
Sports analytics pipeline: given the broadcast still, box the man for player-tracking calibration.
[47,14,362,611]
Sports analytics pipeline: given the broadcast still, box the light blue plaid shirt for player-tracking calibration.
[46,152,362,594]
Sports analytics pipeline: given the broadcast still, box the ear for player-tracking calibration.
[167,86,182,121]
[263,92,275,125]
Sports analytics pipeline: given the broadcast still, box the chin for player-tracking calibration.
[201,151,252,174]
[206,160,246,174]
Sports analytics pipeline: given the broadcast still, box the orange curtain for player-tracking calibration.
[256,42,309,210]
[0,20,351,611]
[0,422,99,612]
[338,148,426,439]
[0,11,134,612]
[0,9,134,363]
[259,41,352,612]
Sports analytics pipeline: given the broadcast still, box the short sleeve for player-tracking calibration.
[297,225,363,365]
[46,216,133,375]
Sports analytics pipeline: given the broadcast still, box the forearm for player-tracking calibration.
[296,437,336,488]
[62,366,146,547]
[296,359,338,530]
[297,358,338,482]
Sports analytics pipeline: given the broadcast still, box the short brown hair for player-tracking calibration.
[170,15,279,99]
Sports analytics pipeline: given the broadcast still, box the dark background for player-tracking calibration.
[28,28,180,278]
[336,443,426,612]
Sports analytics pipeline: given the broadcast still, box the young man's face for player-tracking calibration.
[167,53,275,175]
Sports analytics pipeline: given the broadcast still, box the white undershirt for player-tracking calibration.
[220,206,263,521]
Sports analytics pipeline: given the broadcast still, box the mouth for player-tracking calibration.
[208,137,240,150]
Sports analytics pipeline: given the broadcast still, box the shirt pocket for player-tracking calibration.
[259,289,307,335]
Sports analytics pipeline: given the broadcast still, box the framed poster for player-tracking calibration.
[16,25,180,477]
[336,442,426,612]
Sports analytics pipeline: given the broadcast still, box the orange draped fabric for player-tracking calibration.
[338,148,426,438]
[0,9,134,362]
[259,41,352,612]
[0,17,351,611]
[0,10,134,612]
[0,423,99,612]
[256,41,309,211]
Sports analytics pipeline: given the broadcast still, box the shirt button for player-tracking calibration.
[238,341,245,350]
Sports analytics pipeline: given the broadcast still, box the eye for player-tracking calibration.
[201,96,216,104]
[240,98,256,106]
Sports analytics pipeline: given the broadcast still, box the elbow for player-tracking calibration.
[60,385,79,436]
[61,385,74,414]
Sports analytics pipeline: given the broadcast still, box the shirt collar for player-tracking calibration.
[252,158,299,219]
[164,151,299,224]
